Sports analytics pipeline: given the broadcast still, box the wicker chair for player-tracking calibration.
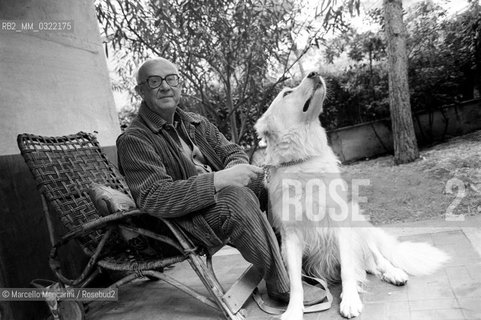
[17,132,261,320]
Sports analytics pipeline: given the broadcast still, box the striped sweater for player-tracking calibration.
[116,102,249,247]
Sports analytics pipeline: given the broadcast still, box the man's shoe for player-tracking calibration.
[267,281,326,306]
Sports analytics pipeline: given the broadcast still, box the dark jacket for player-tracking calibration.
[116,102,249,247]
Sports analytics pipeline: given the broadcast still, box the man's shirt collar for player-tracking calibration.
[138,101,201,133]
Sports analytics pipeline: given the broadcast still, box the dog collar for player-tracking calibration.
[277,156,314,168]
[262,157,313,183]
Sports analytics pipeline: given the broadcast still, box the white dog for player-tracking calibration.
[255,72,449,319]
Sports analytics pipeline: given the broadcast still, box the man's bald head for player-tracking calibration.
[134,57,182,123]
[136,58,179,85]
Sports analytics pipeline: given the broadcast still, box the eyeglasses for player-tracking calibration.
[139,74,180,89]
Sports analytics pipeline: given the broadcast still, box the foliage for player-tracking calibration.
[321,63,390,130]
[96,0,361,147]
[407,1,467,110]
[321,0,481,130]
[118,107,138,131]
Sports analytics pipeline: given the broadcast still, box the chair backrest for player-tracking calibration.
[17,132,130,254]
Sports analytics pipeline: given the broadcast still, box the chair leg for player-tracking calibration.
[143,270,218,309]
[206,253,223,291]
[107,272,139,289]
[78,268,101,288]
[185,253,246,320]
[104,269,223,313]
[162,219,247,320]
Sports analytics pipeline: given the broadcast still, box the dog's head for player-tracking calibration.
[255,72,326,159]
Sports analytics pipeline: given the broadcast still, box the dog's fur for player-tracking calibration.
[255,72,449,319]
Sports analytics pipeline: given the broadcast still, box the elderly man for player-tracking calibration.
[117,57,321,304]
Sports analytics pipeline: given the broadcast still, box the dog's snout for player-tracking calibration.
[307,71,323,89]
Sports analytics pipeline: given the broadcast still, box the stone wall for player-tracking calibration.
[329,99,481,163]
[252,99,481,164]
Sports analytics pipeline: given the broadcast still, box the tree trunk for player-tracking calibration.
[383,0,419,164]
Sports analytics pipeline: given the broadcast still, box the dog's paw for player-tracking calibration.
[382,267,409,286]
[281,305,303,320]
[340,290,363,318]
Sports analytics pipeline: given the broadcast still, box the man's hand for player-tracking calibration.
[214,164,264,192]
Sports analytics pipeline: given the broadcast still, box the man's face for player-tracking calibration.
[136,59,182,116]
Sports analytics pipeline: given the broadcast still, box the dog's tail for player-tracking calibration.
[390,240,450,276]
[372,229,449,276]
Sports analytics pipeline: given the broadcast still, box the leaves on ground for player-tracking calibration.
[343,130,481,224]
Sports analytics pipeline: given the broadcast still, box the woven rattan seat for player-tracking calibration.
[17,132,261,320]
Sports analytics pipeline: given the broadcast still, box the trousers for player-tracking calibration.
[196,185,290,293]
[135,180,290,294]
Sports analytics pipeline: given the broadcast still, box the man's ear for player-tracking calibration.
[135,85,144,99]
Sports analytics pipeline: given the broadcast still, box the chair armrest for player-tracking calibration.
[59,209,141,243]
[71,209,144,238]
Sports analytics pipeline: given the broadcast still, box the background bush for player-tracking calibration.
[320,1,480,130]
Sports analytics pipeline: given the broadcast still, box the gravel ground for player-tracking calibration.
[342,130,481,224]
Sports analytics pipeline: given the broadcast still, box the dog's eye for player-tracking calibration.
[283,90,292,97]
